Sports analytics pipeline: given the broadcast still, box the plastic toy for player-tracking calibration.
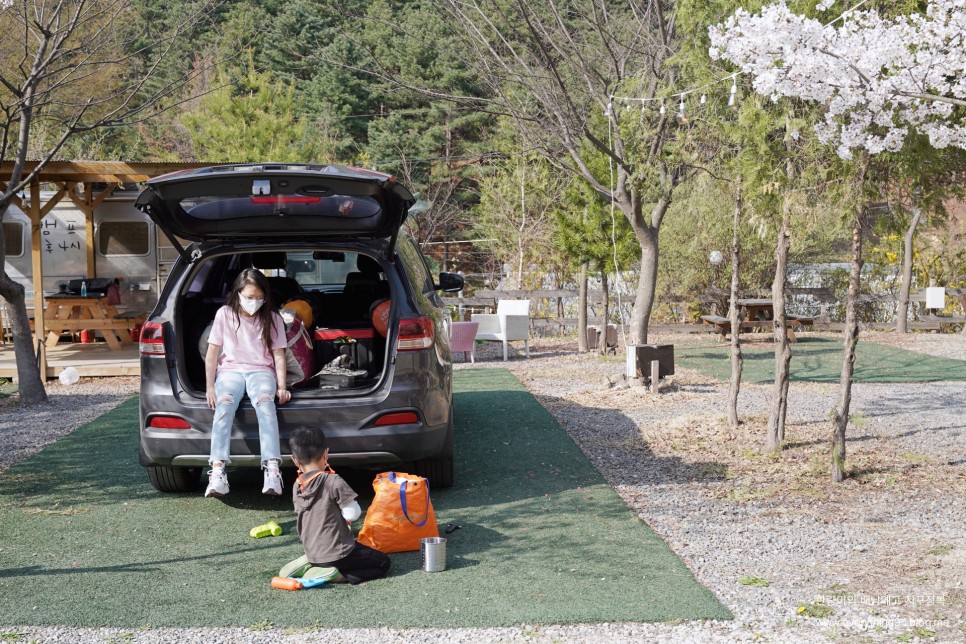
[250,520,282,539]
[270,576,329,591]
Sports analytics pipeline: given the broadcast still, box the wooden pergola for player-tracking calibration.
[1,161,206,376]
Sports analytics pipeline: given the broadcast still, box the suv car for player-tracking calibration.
[135,164,464,493]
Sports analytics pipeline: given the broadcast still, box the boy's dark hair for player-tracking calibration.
[290,426,328,464]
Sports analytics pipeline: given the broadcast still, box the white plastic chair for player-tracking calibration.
[472,299,531,361]
[449,320,479,363]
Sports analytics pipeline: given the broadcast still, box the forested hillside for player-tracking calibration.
[67,1,490,171]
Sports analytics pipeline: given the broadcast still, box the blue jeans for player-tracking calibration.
[209,370,280,467]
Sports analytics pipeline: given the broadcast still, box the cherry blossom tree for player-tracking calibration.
[709,0,966,159]
[709,0,966,481]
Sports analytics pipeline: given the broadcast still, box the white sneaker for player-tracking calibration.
[205,467,229,497]
[262,460,283,496]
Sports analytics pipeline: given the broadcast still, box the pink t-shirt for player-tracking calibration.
[208,305,287,376]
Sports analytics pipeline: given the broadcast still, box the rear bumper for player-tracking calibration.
[170,451,401,468]
[140,414,449,466]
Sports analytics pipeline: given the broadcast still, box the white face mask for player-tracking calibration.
[239,296,264,315]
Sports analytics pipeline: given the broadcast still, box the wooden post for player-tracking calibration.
[29,178,47,376]
[650,359,661,394]
[84,184,96,278]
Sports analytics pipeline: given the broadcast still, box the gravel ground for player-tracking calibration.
[2,331,965,643]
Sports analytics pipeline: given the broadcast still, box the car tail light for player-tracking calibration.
[148,416,191,430]
[140,321,165,356]
[374,411,419,426]
[250,195,321,205]
[397,317,434,350]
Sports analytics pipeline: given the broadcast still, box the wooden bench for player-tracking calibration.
[700,314,732,338]
[114,310,147,325]
[39,311,147,349]
[786,314,814,327]
[700,314,813,342]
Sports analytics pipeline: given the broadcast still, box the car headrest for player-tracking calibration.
[345,272,378,288]
[252,252,287,270]
[356,254,382,275]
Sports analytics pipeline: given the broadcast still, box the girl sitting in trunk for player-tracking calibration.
[203,268,291,497]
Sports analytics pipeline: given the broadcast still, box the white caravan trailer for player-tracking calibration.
[3,189,164,315]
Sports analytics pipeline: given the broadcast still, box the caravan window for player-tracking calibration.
[3,222,24,258]
[99,221,149,256]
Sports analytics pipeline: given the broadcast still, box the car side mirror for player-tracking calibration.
[435,272,464,293]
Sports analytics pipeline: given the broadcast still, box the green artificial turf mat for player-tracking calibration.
[0,369,730,628]
[676,336,966,383]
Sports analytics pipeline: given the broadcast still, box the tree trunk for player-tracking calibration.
[0,273,49,405]
[630,226,659,345]
[766,203,793,452]
[577,262,589,351]
[2,95,49,407]
[727,178,744,429]
[517,157,526,288]
[832,210,864,482]
[832,170,868,482]
[600,271,609,355]
[896,202,922,334]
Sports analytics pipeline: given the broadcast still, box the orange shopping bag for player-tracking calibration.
[358,471,439,553]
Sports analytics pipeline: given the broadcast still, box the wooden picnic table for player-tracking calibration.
[43,294,140,351]
[701,298,814,342]
[735,298,775,322]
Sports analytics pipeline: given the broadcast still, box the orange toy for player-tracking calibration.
[271,576,303,591]
[283,299,314,328]
[371,299,390,337]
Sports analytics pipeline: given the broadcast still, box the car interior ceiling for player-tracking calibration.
[179,250,389,393]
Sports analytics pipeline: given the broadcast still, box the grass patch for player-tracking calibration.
[797,600,833,618]
[0,369,730,628]
[926,544,954,556]
[675,337,966,383]
[738,577,771,587]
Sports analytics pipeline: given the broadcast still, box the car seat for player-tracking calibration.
[342,255,387,322]
[250,252,303,306]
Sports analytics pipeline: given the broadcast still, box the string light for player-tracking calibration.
[604,69,745,116]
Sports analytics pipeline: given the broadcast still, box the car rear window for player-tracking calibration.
[179,195,382,220]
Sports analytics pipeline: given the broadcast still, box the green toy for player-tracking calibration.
[250,520,282,538]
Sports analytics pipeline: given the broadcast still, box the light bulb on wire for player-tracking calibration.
[678,97,686,119]
[659,100,666,115]
[728,76,738,107]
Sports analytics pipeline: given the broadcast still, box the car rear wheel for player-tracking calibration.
[412,415,454,489]
[147,465,202,493]
[412,455,454,489]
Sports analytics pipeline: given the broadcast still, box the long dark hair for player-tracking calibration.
[225,268,277,350]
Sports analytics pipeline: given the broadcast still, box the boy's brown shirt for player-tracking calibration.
[293,470,357,564]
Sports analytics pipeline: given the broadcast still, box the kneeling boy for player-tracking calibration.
[279,426,390,584]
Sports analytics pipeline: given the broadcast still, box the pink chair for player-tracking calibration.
[449,321,479,363]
